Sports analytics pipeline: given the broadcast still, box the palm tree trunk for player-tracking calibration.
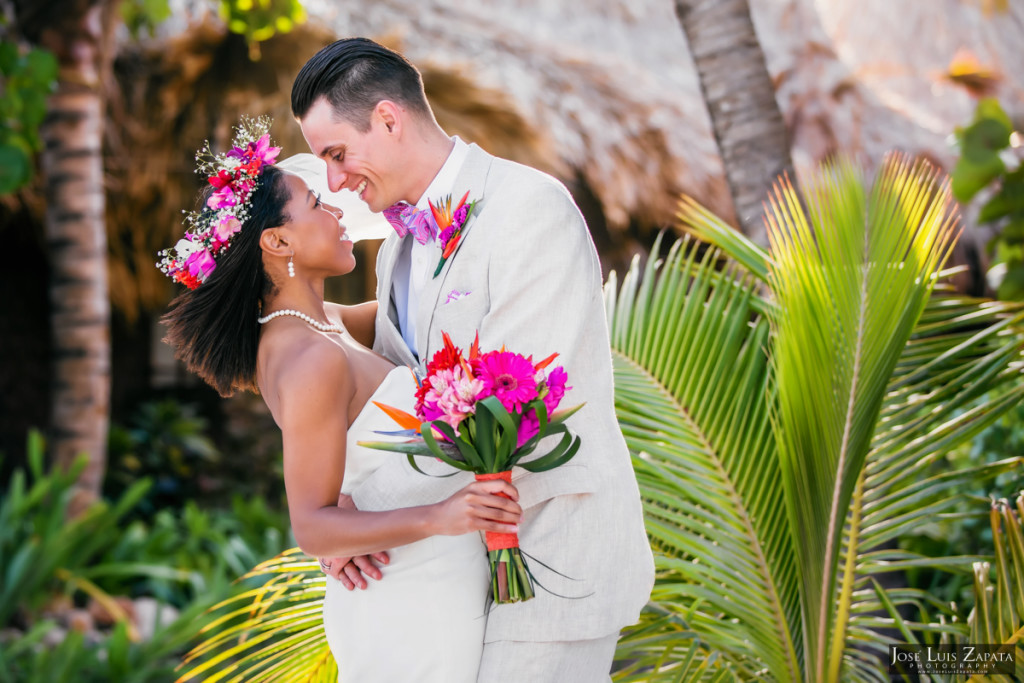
[674,0,794,245]
[36,2,111,515]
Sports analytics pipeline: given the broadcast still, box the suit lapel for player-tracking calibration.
[415,145,493,361]
[375,234,418,368]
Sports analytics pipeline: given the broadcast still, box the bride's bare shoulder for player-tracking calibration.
[257,326,352,410]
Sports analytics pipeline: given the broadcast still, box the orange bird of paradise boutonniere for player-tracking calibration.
[429,191,479,277]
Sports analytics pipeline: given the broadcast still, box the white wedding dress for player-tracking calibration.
[321,366,489,682]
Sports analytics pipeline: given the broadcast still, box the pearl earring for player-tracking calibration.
[288,254,295,278]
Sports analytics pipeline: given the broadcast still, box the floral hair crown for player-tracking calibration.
[156,116,281,289]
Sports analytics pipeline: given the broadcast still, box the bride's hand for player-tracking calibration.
[432,478,522,536]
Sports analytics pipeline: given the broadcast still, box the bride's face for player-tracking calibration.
[281,173,356,278]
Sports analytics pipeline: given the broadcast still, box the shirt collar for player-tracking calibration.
[414,136,469,211]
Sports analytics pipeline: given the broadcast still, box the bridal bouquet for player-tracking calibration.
[360,333,583,604]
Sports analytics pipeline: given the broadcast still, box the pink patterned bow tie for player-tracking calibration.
[383,202,438,245]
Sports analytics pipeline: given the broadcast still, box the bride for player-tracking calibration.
[159,119,520,681]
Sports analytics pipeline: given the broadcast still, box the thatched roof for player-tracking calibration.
[304,0,733,227]
[753,0,1023,169]
[301,0,1022,219]
[103,0,1024,311]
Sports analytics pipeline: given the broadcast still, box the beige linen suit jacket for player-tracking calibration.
[353,144,654,643]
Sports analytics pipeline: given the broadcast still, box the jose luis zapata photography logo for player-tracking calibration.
[888,644,1017,676]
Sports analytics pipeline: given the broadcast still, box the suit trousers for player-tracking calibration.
[476,632,619,683]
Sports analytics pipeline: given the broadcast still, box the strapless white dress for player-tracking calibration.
[321,367,488,682]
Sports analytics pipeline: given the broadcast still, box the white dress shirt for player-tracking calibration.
[393,136,469,358]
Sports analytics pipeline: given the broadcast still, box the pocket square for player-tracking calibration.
[444,289,471,304]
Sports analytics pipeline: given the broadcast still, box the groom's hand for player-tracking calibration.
[321,551,390,590]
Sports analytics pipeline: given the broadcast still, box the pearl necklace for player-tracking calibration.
[257,309,345,334]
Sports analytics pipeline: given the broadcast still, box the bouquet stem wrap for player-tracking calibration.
[475,471,534,603]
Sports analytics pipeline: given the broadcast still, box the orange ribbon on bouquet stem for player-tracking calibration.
[475,471,519,551]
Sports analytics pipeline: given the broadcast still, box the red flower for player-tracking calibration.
[426,333,463,374]
[208,169,236,189]
[174,270,202,290]
[414,375,432,419]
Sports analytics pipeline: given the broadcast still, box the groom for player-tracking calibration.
[292,38,653,681]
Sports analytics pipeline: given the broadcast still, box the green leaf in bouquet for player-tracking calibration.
[545,402,586,428]
[515,426,582,472]
[491,402,521,468]
[423,421,484,470]
[353,438,437,459]
[474,395,527,470]
[472,398,498,470]
[502,398,548,459]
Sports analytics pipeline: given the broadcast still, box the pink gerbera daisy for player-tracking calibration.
[474,351,538,413]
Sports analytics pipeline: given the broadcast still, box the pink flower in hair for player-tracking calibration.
[213,217,241,247]
[207,185,238,210]
[230,133,280,167]
[185,248,216,280]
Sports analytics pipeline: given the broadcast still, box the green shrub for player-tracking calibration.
[0,431,151,628]
[106,399,220,519]
[98,496,292,607]
[0,430,294,682]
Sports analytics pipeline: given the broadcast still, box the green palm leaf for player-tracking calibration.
[616,154,1024,682]
[175,548,335,683]
[838,297,1024,676]
[965,496,1024,662]
[608,234,801,681]
[765,157,959,682]
[685,184,1024,676]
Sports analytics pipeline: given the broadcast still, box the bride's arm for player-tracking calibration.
[274,341,520,558]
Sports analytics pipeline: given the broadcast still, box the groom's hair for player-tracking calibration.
[291,38,431,132]
[161,166,290,397]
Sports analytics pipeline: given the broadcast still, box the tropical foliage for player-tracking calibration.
[175,551,335,683]
[967,496,1024,650]
[611,155,1024,681]
[0,431,294,683]
[0,40,56,194]
[172,154,1024,682]
[952,97,1024,300]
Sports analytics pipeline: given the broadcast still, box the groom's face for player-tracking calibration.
[299,98,398,213]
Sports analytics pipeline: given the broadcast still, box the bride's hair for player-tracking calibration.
[291,37,431,132]
[161,165,290,397]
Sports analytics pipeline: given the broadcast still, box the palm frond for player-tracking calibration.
[626,155,1024,682]
[612,611,747,682]
[835,291,1024,676]
[175,548,335,683]
[967,495,1024,648]
[608,234,801,681]
[764,156,958,682]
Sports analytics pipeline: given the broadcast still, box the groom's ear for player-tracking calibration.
[375,100,401,135]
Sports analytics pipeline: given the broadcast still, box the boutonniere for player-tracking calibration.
[429,191,479,278]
